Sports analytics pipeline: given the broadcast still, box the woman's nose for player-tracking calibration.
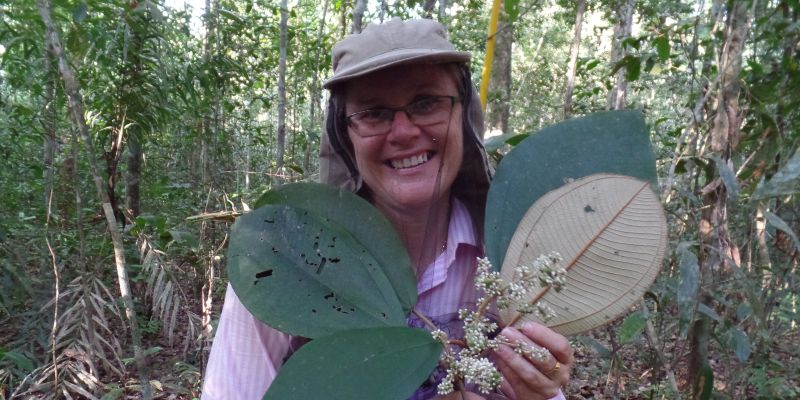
[387,110,420,142]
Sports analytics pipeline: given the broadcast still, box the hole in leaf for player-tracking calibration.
[315,258,328,275]
[329,257,341,263]
[324,292,335,300]
[584,205,596,213]
[255,269,273,279]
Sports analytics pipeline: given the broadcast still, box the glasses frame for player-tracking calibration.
[345,95,459,137]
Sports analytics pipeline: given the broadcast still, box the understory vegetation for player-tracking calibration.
[1,0,798,398]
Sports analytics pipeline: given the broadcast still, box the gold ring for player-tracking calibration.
[547,361,561,375]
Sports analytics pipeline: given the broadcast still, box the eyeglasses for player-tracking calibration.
[346,95,459,137]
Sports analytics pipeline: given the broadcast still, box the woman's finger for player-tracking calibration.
[518,323,574,365]
[494,333,560,398]
[499,326,558,373]
[517,323,573,387]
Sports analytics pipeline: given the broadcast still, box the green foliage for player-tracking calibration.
[752,148,800,200]
[618,311,647,344]
[229,183,415,338]
[677,242,699,334]
[264,327,442,400]
[254,183,417,311]
[504,0,520,23]
[485,110,657,269]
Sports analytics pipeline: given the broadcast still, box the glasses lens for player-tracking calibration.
[407,97,452,126]
[350,109,393,136]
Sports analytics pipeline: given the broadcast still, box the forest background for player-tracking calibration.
[1,0,798,398]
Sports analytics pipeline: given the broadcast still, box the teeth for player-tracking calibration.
[391,153,429,169]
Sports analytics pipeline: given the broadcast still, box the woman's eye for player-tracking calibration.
[409,97,441,114]
[358,109,389,122]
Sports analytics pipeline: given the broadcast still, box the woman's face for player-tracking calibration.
[344,64,464,213]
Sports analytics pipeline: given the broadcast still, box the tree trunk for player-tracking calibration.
[563,0,586,118]
[439,0,447,19]
[423,0,436,18]
[124,4,146,218]
[199,0,218,188]
[690,1,751,397]
[352,0,367,33]
[487,10,513,135]
[306,0,329,175]
[606,0,635,110]
[126,133,142,217]
[379,0,387,22]
[36,1,152,398]
[42,51,57,213]
[276,0,288,185]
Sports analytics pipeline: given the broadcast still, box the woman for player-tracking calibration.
[203,18,573,400]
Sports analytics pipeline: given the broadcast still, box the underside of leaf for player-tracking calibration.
[500,174,668,335]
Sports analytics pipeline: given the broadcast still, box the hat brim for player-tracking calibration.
[323,49,471,89]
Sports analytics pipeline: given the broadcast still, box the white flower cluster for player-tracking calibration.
[475,257,503,297]
[495,334,551,361]
[459,309,499,353]
[511,252,566,295]
[530,252,567,292]
[431,253,566,396]
[476,253,565,321]
[452,355,502,394]
[435,308,504,395]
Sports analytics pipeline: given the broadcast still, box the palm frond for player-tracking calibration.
[136,235,198,350]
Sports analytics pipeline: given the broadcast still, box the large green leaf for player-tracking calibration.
[254,182,417,313]
[752,147,800,200]
[264,327,442,400]
[229,184,415,338]
[485,110,657,270]
[619,311,647,344]
[765,211,800,253]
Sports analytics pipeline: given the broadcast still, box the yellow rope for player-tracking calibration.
[479,0,503,112]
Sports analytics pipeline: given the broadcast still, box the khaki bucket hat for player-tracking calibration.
[323,18,471,88]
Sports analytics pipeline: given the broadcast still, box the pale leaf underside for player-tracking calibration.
[500,174,668,335]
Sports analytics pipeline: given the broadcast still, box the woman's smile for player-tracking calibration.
[388,151,433,170]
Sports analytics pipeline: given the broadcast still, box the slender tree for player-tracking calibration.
[691,1,752,397]
[276,0,289,185]
[35,0,152,398]
[352,0,367,33]
[563,0,586,118]
[606,0,635,110]
[487,9,513,134]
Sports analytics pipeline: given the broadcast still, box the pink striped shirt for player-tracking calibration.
[202,199,565,400]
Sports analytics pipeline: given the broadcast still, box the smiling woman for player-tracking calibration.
[342,64,465,269]
[202,18,573,400]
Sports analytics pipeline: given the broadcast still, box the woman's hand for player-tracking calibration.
[492,322,573,400]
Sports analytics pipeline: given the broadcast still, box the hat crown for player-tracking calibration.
[324,18,470,88]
